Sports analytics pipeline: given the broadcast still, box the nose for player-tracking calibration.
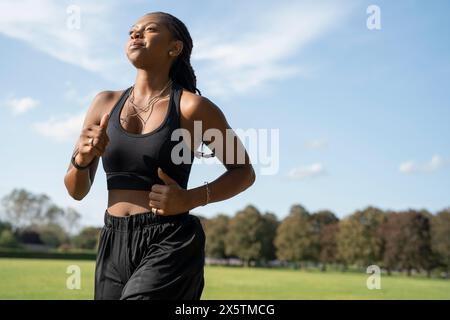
[130,30,142,39]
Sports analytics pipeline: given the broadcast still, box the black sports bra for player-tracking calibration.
[101,81,194,191]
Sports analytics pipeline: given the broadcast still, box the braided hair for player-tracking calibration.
[145,11,201,96]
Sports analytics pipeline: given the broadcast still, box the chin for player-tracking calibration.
[127,55,149,69]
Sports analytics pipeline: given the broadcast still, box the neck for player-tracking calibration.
[134,68,171,97]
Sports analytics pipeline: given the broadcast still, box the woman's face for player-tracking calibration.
[126,14,180,69]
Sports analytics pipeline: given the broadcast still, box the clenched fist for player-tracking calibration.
[75,113,110,167]
[148,167,190,216]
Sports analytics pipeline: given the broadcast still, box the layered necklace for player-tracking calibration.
[120,79,173,129]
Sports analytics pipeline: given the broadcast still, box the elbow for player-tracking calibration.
[70,192,85,202]
[68,189,86,201]
[64,175,86,201]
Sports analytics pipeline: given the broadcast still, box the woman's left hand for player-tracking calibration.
[148,167,190,216]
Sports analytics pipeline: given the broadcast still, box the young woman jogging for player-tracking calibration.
[64,11,255,300]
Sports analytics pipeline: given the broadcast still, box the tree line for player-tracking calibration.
[1,188,449,278]
[200,204,450,277]
[0,188,98,250]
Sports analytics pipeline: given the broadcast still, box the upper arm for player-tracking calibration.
[181,94,254,173]
[66,90,117,184]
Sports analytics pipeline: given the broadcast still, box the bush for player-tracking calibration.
[15,227,42,244]
[72,227,101,250]
[0,220,13,234]
[0,248,96,260]
[0,229,20,248]
[57,243,73,252]
[36,224,69,248]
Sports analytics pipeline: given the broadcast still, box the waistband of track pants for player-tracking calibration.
[104,209,190,231]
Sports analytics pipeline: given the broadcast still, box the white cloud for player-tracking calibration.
[399,154,449,174]
[0,0,125,81]
[33,113,84,143]
[0,0,353,96]
[399,161,415,174]
[304,139,328,149]
[32,82,97,143]
[192,1,352,97]
[288,162,326,180]
[4,97,39,115]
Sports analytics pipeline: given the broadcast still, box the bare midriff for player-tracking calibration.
[107,189,153,217]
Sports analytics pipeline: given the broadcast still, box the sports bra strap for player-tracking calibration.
[108,86,132,121]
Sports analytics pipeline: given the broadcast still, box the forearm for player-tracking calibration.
[64,153,92,201]
[187,165,255,210]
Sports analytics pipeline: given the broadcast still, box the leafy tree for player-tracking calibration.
[72,226,101,250]
[36,223,69,248]
[1,188,39,228]
[404,210,434,277]
[204,214,230,259]
[0,188,81,235]
[0,220,14,238]
[381,209,433,276]
[431,208,450,275]
[62,207,82,235]
[259,212,279,262]
[289,204,310,219]
[311,210,339,228]
[337,206,386,268]
[379,211,402,275]
[225,205,268,266]
[274,204,313,268]
[15,226,43,244]
[319,223,340,270]
[0,229,20,248]
[309,210,339,267]
[336,217,362,268]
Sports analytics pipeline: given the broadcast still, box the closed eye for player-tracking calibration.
[128,24,157,36]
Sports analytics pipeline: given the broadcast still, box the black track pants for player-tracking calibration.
[94,209,205,300]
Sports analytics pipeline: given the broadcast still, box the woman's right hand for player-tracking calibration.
[75,113,110,166]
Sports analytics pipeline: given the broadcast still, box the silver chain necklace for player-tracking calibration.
[120,79,173,127]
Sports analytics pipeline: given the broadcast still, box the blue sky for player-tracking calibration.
[0,0,449,227]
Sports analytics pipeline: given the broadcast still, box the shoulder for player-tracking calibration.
[92,90,125,108]
[179,88,225,122]
[86,89,127,122]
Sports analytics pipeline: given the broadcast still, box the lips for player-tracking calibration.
[129,41,145,50]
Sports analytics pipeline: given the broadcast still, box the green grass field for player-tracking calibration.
[0,258,449,299]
